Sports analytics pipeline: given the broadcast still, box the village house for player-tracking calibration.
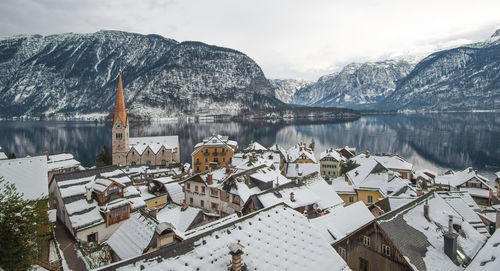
[98,204,350,271]
[331,176,359,206]
[332,192,487,271]
[413,169,436,191]
[344,157,417,205]
[0,155,48,201]
[310,201,374,244]
[232,141,285,173]
[192,134,238,172]
[107,212,184,262]
[320,148,346,179]
[434,167,494,205]
[111,70,180,166]
[49,165,146,243]
[285,142,317,163]
[45,152,82,182]
[242,172,345,217]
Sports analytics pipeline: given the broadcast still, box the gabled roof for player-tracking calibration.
[285,163,320,178]
[0,155,48,201]
[435,167,492,189]
[0,146,7,160]
[466,229,500,271]
[377,192,487,270]
[47,152,81,171]
[311,201,374,243]
[244,141,267,151]
[100,204,350,271]
[129,136,179,155]
[192,135,238,156]
[156,204,202,233]
[107,212,157,260]
[320,148,345,162]
[286,143,317,163]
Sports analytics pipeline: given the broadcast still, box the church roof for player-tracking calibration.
[113,71,127,127]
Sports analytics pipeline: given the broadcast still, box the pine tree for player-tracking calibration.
[95,145,112,167]
[340,160,360,176]
[0,178,49,271]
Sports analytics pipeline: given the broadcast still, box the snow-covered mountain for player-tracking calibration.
[291,60,414,108]
[0,30,284,119]
[270,79,312,104]
[386,31,500,110]
[292,30,500,111]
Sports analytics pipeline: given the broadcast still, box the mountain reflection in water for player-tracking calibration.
[0,112,498,178]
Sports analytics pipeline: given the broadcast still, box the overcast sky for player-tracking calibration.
[1,0,499,80]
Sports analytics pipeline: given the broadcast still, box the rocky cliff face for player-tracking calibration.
[291,60,414,109]
[386,34,500,110]
[292,30,500,111]
[0,30,283,119]
[270,79,312,104]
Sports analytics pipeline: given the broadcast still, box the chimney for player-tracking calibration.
[207,173,213,185]
[365,151,370,158]
[443,215,458,261]
[290,192,296,202]
[228,243,244,271]
[225,164,231,174]
[42,151,49,158]
[85,185,92,202]
[468,167,473,173]
[423,200,430,221]
[416,189,423,196]
[181,200,188,210]
[149,208,158,219]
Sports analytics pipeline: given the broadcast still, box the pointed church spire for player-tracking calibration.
[113,67,127,127]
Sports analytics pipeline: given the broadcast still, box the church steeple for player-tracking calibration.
[112,67,129,166]
[113,67,127,127]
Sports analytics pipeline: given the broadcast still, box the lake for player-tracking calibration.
[0,112,499,179]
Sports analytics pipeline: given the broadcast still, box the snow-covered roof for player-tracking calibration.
[192,135,238,155]
[112,204,350,271]
[466,229,500,271]
[232,150,281,170]
[54,166,146,231]
[331,177,356,194]
[0,155,48,201]
[107,213,157,260]
[435,167,492,189]
[164,182,184,205]
[377,192,487,270]
[244,141,267,151]
[286,143,317,163]
[129,136,179,155]
[437,192,488,235]
[373,155,413,171]
[254,175,344,211]
[0,147,7,160]
[285,163,320,178]
[311,201,374,243]
[156,204,201,233]
[47,153,81,171]
[320,148,345,162]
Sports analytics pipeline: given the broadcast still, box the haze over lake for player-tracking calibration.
[1,112,498,179]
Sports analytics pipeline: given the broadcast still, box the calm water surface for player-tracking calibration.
[0,112,498,179]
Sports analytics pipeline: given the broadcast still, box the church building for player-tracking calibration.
[111,69,180,166]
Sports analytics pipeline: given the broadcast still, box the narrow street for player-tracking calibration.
[54,221,87,271]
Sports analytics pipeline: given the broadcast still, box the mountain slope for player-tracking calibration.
[0,30,284,119]
[291,60,414,108]
[386,34,500,110]
[270,79,312,104]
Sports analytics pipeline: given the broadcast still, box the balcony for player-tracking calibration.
[212,151,219,156]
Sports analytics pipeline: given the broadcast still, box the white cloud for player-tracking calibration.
[1,0,499,80]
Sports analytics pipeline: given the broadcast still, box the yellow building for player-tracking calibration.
[192,135,238,173]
